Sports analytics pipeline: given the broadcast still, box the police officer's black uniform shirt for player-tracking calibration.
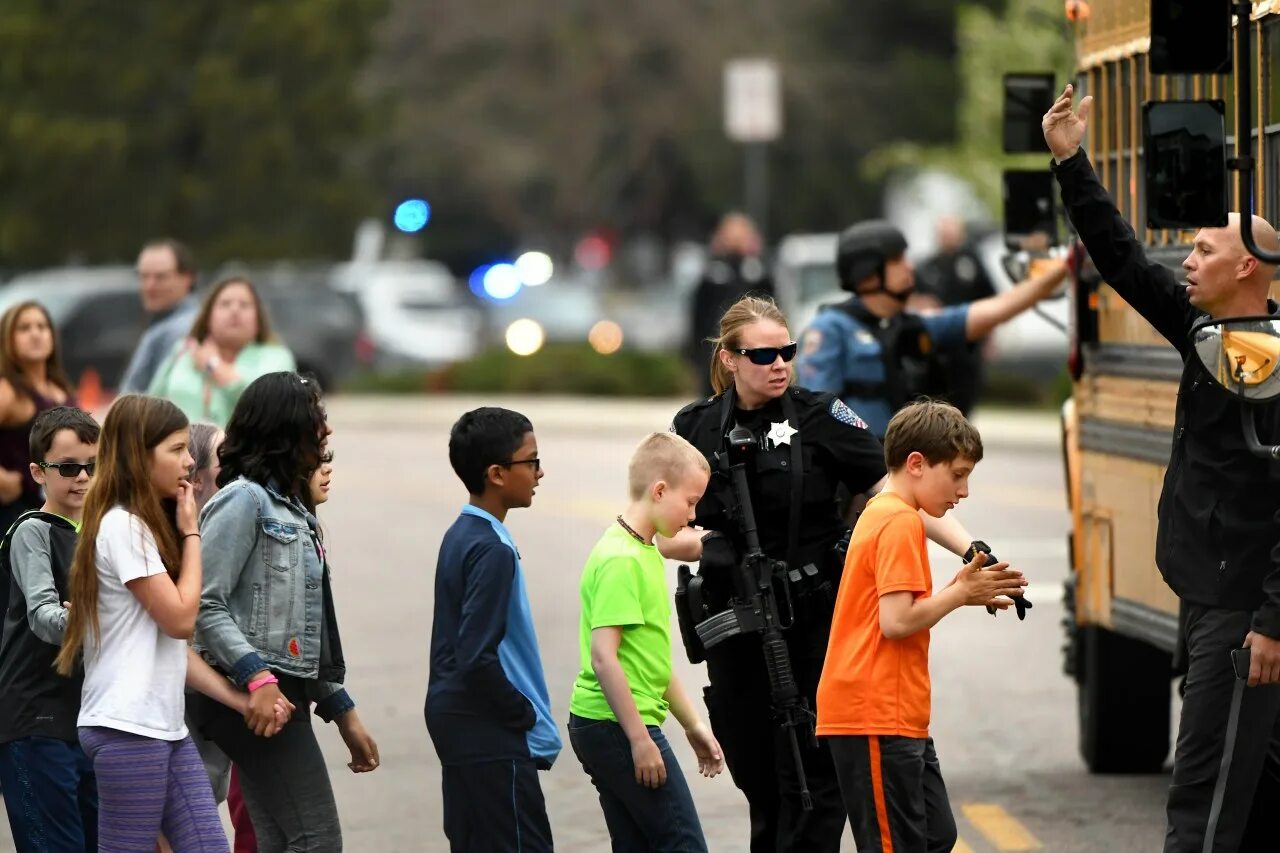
[1053,150,1280,637]
[672,386,886,562]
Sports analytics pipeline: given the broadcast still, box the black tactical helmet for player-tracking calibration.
[836,220,909,292]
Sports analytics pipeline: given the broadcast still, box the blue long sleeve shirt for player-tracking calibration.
[424,505,561,767]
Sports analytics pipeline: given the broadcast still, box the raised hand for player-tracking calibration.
[1042,84,1094,161]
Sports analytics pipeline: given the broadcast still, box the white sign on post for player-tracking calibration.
[724,59,782,143]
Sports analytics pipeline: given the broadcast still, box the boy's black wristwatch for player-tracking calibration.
[962,540,1034,621]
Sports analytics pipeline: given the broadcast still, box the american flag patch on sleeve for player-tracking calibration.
[830,398,868,430]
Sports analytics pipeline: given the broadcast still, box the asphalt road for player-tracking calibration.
[0,396,1171,851]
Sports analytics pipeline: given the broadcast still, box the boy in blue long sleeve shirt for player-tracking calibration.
[426,407,560,852]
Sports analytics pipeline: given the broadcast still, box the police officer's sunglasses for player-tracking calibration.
[38,461,96,478]
[733,342,799,365]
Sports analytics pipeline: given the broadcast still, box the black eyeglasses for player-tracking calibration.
[499,457,541,472]
[38,461,96,478]
[733,342,798,365]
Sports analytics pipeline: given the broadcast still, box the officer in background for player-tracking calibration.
[795,219,1068,438]
[1045,84,1280,853]
[689,212,775,395]
[915,216,998,415]
[663,294,991,853]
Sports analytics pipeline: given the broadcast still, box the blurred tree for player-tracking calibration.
[0,0,387,267]
[368,0,1005,269]
[862,0,1076,216]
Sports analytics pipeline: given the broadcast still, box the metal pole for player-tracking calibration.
[1232,0,1280,262]
[745,142,769,240]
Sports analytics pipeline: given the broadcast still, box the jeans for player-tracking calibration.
[567,714,707,853]
[0,736,98,852]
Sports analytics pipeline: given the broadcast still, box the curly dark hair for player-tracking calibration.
[217,372,328,501]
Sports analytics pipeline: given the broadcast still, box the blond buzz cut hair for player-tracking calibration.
[628,432,710,500]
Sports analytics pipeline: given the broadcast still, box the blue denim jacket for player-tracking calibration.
[194,477,354,723]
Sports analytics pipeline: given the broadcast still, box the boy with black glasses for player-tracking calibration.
[0,406,100,850]
[426,407,561,852]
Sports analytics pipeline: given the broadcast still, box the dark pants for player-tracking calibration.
[1165,604,1280,853]
[703,625,846,853]
[188,677,341,853]
[440,759,553,852]
[567,714,707,852]
[828,735,956,853]
[0,735,98,852]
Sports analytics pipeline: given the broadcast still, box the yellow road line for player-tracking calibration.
[962,803,1042,850]
[953,840,975,853]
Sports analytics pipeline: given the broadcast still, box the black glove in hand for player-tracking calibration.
[964,541,1033,621]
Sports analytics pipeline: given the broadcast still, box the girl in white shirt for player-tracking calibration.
[56,395,285,852]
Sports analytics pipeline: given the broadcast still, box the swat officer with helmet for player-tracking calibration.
[795,219,1069,438]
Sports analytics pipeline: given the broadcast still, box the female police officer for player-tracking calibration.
[660,295,980,853]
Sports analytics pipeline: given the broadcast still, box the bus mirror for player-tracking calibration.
[1191,317,1280,403]
[1003,170,1058,248]
[1003,73,1055,153]
[1143,100,1227,229]
[1150,0,1230,74]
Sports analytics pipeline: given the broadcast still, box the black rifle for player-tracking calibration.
[685,425,814,810]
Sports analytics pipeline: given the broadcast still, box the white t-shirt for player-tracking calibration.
[77,507,189,740]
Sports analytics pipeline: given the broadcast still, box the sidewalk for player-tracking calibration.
[326,393,1061,449]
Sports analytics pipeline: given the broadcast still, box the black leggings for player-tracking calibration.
[188,676,342,853]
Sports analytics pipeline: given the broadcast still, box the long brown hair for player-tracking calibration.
[56,395,189,675]
[708,295,793,395]
[187,276,276,345]
[0,301,73,402]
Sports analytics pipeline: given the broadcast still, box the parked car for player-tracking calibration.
[0,266,371,392]
[331,260,483,369]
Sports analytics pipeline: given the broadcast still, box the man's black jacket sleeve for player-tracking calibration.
[1051,150,1199,353]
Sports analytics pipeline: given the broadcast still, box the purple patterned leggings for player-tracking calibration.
[79,726,228,852]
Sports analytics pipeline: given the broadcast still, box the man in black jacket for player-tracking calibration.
[1044,84,1280,853]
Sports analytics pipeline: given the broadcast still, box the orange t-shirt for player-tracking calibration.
[816,491,932,738]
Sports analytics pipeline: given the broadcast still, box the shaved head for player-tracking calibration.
[1185,213,1280,316]
[1218,213,1279,283]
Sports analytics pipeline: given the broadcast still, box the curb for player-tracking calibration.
[325,394,1061,448]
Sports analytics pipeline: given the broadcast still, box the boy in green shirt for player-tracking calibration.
[569,432,724,852]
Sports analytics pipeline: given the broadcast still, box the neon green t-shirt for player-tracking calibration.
[569,523,673,726]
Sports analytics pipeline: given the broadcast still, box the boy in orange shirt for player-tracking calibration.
[815,401,1027,853]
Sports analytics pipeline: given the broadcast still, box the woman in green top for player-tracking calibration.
[148,276,296,427]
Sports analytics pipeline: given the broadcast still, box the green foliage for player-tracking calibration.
[345,344,694,397]
[0,0,387,266]
[368,0,1000,264]
[862,0,1076,216]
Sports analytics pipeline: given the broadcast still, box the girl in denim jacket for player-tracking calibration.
[190,373,378,853]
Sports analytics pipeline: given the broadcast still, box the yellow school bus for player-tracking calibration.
[1061,0,1280,773]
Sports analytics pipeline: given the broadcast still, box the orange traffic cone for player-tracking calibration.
[78,367,104,413]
